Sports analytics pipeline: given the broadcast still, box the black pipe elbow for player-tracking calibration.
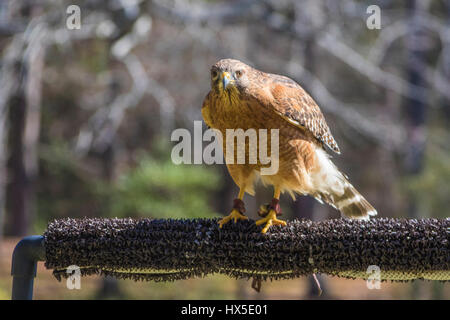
[11,235,45,300]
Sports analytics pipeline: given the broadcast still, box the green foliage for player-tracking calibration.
[36,143,104,233]
[36,138,222,235]
[105,155,222,219]
[403,142,450,219]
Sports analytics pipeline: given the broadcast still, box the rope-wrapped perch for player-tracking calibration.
[43,217,449,282]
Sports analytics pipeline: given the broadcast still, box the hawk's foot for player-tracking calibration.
[255,210,287,233]
[218,199,248,228]
[255,198,286,233]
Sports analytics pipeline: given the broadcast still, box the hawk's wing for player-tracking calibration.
[249,73,340,154]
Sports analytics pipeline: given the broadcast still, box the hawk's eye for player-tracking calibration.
[235,70,243,78]
[211,70,218,79]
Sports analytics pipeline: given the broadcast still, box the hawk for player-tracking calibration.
[202,59,377,233]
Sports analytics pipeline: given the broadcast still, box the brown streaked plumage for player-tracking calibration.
[202,59,377,233]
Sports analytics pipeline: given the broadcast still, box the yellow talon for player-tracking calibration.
[218,209,248,228]
[255,209,287,233]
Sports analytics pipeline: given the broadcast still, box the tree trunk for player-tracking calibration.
[404,0,429,299]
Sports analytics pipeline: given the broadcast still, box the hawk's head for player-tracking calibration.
[210,59,254,98]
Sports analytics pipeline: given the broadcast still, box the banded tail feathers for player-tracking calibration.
[311,147,377,219]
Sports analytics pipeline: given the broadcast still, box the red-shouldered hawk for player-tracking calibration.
[202,59,377,233]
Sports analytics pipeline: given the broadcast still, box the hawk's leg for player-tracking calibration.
[255,187,287,233]
[218,188,248,228]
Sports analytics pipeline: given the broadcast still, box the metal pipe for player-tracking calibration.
[11,235,45,300]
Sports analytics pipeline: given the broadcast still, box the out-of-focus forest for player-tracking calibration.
[0,0,449,300]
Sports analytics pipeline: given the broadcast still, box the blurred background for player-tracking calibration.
[0,0,449,299]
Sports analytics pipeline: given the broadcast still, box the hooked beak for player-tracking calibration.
[221,71,232,89]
